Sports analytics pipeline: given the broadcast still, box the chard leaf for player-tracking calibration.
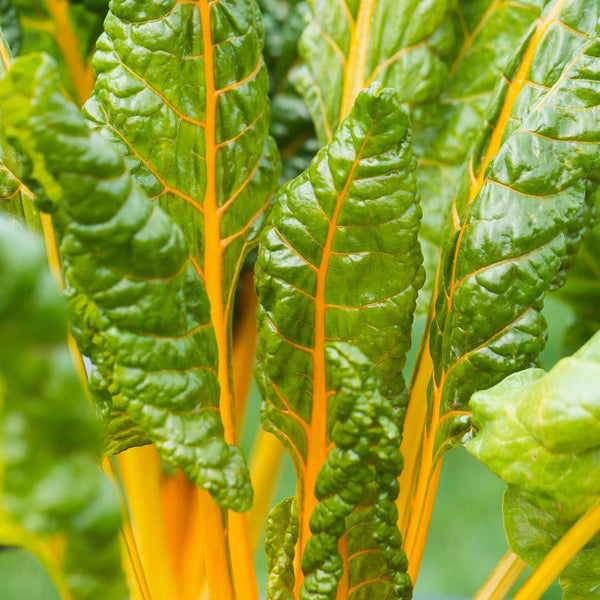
[84,0,280,449]
[0,215,127,600]
[554,194,600,353]
[301,344,411,600]
[0,29,40,229]
[427,3,600,464]
[256,84,422,597]
[295,0,456,144]
[468,331,600,599]
[265,497,299,600]
[0,0,21,55]
[412,0,551,314]
[0,53,252,512]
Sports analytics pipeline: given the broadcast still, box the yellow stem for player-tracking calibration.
[513,497,600,600]
[340,0,375,120]
[473,550,526,600]
[44,0,95,106]
[117,447,179,600]
[248,431,285,549]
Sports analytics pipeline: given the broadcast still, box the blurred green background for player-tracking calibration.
[0,297,572,599]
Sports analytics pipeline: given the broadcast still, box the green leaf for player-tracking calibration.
[265,497,299,600]
[468,331,600,599]
[0,53,252,512]
[0,31,42,231]
[256,84,422,597]
[553,194,600,353]
[295,0,456,145]
[84,0,280,449]
[412,0,551,315]
[301,344,411,600]
[428,7,600,462]
[0,215,127,600]
[0,0,22,55]
[257,0,317,184]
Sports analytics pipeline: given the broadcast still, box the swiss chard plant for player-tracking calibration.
[0,0,599,599]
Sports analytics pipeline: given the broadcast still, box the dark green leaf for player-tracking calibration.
[0,53,252,512]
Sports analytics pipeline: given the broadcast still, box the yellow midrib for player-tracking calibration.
[44,0,94,106]
[402,0,571,583]
[340,0,375,121]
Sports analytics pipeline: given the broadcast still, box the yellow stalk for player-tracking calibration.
[340,0,375,121]
[513,497,600,600]
[44,0,95,106]
[473,550,526,600]
[117,447,179,600]
[248,431,285,548]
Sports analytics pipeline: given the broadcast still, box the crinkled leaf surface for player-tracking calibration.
[427,4,600,462]
[84,0,280,450]
[295,0,456,145]
[0,53,252,512]
[468,331,600,599]
[301,344,411,600]
[265,497,299,600]
[256,84,422,598]
[412,0,552,315]
[0,215,127,600]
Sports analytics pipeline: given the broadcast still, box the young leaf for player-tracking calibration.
[468,331,600,599]
[84,0,280,450]
[256,84,422,595]
[0,215,127,600]
[295,0,456,144]
[301,344,411,600]
[0,53,252,512]
[265,497,299,600]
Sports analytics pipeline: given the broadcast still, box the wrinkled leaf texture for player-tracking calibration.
[0,53,253,512]
[256,84,422,599]
[428,0,600,462]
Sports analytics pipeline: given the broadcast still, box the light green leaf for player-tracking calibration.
[0,53,252,512]
[0,215,127,600]
[468,331,600,599]
[265,497,299,600]
[256,84,422,598]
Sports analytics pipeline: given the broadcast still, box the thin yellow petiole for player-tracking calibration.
[513,497,600,600]
[472,550,526,600]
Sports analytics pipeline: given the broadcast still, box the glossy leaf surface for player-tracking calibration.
[0,53,252,512]
[468,331,600,599]
[84,0,280,450]
[256,84,422,596]
[301,344,411,600]
[429,4,600,460]
[412,0,551,314]
[0,215,126,600]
